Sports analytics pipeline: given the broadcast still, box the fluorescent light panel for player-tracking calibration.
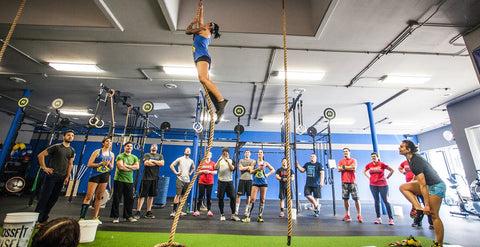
[49,63,103,72]
[60,109,93,116]
[381,75,430,84]
[329,118,356,125]
[163,66,198,76]
[276,71,325,81]
[154,103,170,110]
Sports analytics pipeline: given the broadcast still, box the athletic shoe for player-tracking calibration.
[127,217,137,222]
[93,217,102,225]
[79,218,85,221]
[374,217,382,224]
[389,218,394,225]
[241,217,250,223]
[279,211,285,217]
[257,216,264,222]
[231,215,241,222]
[193,211,200,217]
[429,225,434,230]
[411,221,422,227]
[215,99,228,124]
[313,210,319,217]
[170,212,176,217]
[357,215,363,223]
[180,211,187,216]
[145,211,155,219]
[220,214,226,221]
[244,212,249,217]
[134,211,141,220]
[112,218,119,223]
[207,211,213,217]
[430,241,441,247]
[35,222,44,229]
[342,215,352,221]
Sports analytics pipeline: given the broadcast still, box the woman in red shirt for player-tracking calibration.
[363,152,394,225]
[193,152,217,217]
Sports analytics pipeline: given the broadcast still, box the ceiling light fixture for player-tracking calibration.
[261,114,285,124]
[162,66,198,76]
[59,109,93,116]
[49,63,103,72]
[154,102,170,110]
[274,71,325,81]
[379,75,430,84]
[164,83,178,89]
[329,118,356,125]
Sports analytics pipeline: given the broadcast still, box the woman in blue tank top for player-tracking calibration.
[79,137,115,224]
[186,1,227,124]
[242,150,274,223]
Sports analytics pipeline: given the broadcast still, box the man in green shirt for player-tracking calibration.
[110,141,139,223]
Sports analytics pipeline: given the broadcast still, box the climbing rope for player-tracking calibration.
[155,83,215,247]
[0,0,27,63]
[282,0,294,246]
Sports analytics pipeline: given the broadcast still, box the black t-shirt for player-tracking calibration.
[46,143,75,177]
[276,167,294,186]
[303,162,324,187]
[409,153,443,185]
[142,153,164,180]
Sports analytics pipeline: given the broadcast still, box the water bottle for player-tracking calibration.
[186,203,190,213]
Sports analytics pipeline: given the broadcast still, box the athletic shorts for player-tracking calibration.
[139,179,158,197]
[342,183,359,200]
[279,183,293,200]
[304,186,321,199]
[427,181,446,198]
[253,184,268,188]
[175,179,189,196]
[195,56,211,69]
[217,181,235,199]
[237,179,252,196]
[88,173,109,184]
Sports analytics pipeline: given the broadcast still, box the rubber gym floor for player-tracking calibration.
[0,194,478,246]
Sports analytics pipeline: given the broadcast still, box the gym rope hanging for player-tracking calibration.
[0,0,27,63]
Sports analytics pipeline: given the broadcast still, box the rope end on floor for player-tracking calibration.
[287,236,291,246]
[154,242,185,247]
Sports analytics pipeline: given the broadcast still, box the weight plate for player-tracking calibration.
[307,126,317,137]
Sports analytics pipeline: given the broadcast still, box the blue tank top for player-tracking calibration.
[252,161,267,185]
[90,149,112,178]
[193,34,211,62]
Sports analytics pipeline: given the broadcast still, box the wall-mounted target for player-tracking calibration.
[234,124,244,134]
[142,101,154,113]
[307,126,317,137]
[51,98,64,109]
[233,105,245,118]
[17,97,29,108]
[323,108,336,120]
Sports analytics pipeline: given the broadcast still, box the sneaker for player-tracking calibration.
[231,215,241,222]
[170,212,176,217]
[389,218,394,225]
[79,218,85,221]
[374,217,382,224]
[127,217,137,222]
[244,212,249,217]
[357,215,363,223]
[429,224,434,230]
[411,221,422,227]
[257,216,264,222]
[313,210,319,217]
[220,214,226,221]
[279,211,285,217]
[342,215,352,222]
[134,211,141,220]
[207,211,213,217]
[35,222,44,229]
[113,218,119,223]
[193,211,200,217]
[215,99,228,124]
[430,241,441,247]
[241,217,250,223]
[145,211,155,219]
[180,211,187,216]
[93,217,102,225]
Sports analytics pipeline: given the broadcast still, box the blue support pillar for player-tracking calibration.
[365,102,387,215]
[0,89,32,170]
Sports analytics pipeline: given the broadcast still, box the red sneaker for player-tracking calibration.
[357,215,363,223]
[342,215,352,221]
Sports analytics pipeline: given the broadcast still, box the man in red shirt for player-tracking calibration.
[338,148,362,222]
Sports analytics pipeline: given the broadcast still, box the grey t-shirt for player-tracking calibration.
[45,143,75,177]
[171,156,194,183]
[217,158,233,182]
[239,158,254,180]
[142,153,164,180]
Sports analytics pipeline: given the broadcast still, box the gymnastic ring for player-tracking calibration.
[193,122,203,133]
[95,119,105,128]
[88,116,98,126]
[296,125,306,135]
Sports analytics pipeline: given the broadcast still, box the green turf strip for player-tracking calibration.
[78,231,435,247]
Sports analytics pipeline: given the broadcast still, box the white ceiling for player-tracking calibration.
[0,0,479,136]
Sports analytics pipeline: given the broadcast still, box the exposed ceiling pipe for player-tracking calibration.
[372,89,409,111]
[0,39,43,65]
[254,48,277,120]
[430,88,480,111]
[346,0,448,88]
[363,117,389,130]
[247,83,257,126]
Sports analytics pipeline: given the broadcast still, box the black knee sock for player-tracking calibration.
[80,204,89,219]
[173,203,178,212]
[208,92,219,110]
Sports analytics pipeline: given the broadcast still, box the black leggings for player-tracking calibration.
[197,184,213,211]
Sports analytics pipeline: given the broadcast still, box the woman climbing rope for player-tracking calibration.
[185,1,227,124]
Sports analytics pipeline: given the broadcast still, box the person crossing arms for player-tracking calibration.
[215,147,240,221]
[338,148,363,222]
